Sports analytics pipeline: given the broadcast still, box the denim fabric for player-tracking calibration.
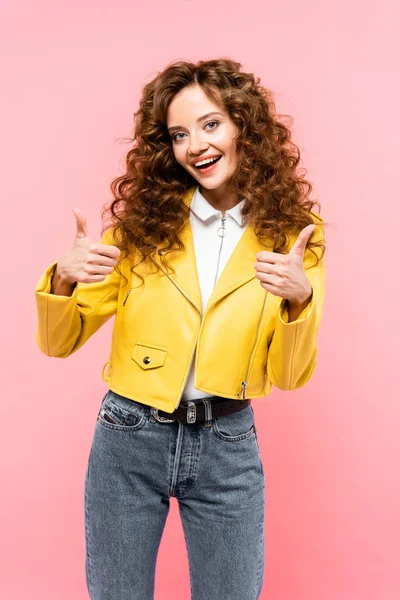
[84,389,266,600]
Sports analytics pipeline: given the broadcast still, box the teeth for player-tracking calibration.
[194,156,220,167]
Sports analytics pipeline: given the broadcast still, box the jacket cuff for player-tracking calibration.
[279,290,315,324]
[35,262,78,301]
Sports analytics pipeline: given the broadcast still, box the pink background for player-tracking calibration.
[1,1,399,598]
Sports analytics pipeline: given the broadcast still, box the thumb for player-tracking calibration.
[72,207,89,239]
[289,224,316,257]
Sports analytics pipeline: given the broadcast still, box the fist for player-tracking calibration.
[55,207,121,285]
[254,224,316,304]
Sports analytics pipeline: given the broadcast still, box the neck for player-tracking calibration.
[199,184,241,215]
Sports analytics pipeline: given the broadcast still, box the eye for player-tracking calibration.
[171,120,220,143]
[205,120,219,131]
[172,132,186,142]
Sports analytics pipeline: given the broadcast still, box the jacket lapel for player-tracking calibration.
[152,186,274,315]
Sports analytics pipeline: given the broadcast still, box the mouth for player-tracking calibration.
[192,155,222,174]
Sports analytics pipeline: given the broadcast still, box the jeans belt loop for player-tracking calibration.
[201,398,213,427]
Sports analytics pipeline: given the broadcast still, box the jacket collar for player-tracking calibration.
[189,185,247,226]
[152,186,274,315]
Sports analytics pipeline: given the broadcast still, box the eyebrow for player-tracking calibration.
[167,111,224,133]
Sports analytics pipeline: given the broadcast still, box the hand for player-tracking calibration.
[55,207,121,285]
[254,224,316,304]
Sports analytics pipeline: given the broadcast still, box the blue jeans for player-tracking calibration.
[84,390,266,600]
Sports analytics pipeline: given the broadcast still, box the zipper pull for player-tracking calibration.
[122,289,132,306]
[238,380,247,400]
[217,216,227,238]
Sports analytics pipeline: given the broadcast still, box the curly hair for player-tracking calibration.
[101,57,326,287]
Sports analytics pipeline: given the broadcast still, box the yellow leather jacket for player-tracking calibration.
[35,186,326,413]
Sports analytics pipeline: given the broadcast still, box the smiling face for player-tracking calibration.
[166,84,239,195]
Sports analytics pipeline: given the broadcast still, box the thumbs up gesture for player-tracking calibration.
[254,224,316,305]
[54,207,121,286]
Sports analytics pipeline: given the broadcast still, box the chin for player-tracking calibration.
[195,177,231,190]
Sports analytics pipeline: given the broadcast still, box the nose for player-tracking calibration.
[187,131,209,157]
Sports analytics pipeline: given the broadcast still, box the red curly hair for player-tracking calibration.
[102,57,326,287]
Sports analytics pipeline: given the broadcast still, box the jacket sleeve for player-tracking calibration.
[266,213,326,390]
[35,228,121,358]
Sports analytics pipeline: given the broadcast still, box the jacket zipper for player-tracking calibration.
[237,291,269,399]
[122,289,132,306]
[214,213,264,401]
[213,215,226,287]
[216,214,269,400]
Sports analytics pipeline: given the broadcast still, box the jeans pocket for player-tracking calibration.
[212,404,256,442]
[97,390,147,432]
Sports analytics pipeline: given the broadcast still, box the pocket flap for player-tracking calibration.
[132,343,167,370]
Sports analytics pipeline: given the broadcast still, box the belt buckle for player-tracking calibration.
[185,401,197,424]
[151,401,197,424]
[151,408,175,423]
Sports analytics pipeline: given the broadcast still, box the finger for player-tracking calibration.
[86,252,118,267]
[83,262,115,275]
[289,224,316,257]
[254,261,281,275]
[259,280,281,295]
[255,250,285,264]
[72,207,89,239]
[94,243,121,260]
[255,270,280,287]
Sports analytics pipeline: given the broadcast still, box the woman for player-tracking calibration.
[35,58,326,600]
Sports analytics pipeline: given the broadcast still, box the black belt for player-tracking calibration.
[153,397,251,424]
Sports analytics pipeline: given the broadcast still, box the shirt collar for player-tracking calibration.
[189,185,247,227]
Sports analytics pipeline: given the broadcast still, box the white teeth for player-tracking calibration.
[194,156,220,167]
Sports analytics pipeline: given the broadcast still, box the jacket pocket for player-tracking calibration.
[131,342,168,370]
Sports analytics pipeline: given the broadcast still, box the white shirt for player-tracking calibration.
[180,185,248,402]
